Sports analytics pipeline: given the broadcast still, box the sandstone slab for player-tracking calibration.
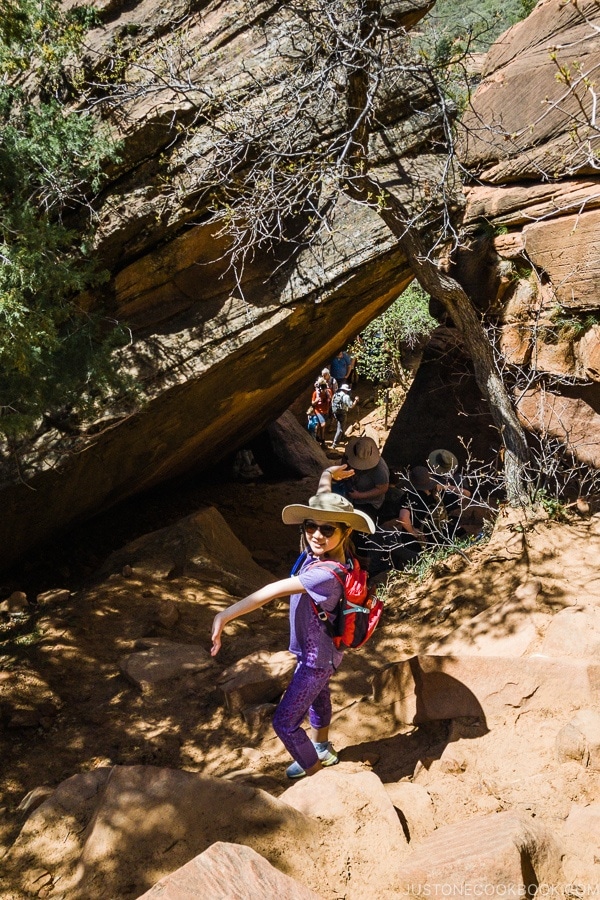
[523,210,600,310]
[0,0,439,572]
[516,388,600,469]
[6,765,322,900]
[136,841,323,900]
[372,654,600,725]
[100,506,270,594]
[397,810,563,890]
[461,0,600,180]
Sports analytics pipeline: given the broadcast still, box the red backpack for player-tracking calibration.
[291,552,383,650]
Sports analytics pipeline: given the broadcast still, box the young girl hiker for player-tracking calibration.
[210,465,375,779]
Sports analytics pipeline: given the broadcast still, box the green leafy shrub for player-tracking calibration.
[420,0,531,56]
[351,282,437,384]
[0,0,135,437]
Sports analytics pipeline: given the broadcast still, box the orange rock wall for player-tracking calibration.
[459,0,600,466]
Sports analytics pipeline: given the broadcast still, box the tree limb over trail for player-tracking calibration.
[180,0,530,502]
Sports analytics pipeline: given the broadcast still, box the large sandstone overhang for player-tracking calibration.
[0,0,446,569]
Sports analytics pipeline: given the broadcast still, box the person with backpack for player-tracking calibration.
[331,384,359,450]
[210,465,376,780]
[310,378,332,445]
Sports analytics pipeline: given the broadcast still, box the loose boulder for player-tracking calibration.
[99,507,271,594]
[5,766,322,900]
[397,810,564,891]
[120,638,214,693]
[282,765,411,892]
[217,650,297,714]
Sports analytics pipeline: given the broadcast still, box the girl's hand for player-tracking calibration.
[329,464,355,481]
[211,612,226,656]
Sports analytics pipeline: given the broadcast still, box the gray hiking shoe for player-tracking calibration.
[285,743,339,779]
[314,741,339,767]
[285,760,307,779]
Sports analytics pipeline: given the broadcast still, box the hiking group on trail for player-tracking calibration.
[211,353,491,781]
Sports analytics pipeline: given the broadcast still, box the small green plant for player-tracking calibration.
[12,625,43,647]
[406,538,475,582]
[531,488,570,522]
[538,309,599,345]
[520,0,537,16]
[380,536,477,592]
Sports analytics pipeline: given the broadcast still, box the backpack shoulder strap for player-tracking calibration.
[301,559,348,631]
[308,559,348,586]
[290,550,308,577]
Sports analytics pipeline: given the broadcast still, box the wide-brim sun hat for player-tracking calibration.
[427,448,458,474]
[340,384,352,393]
[410,465,438,491]
[345,436,381,470]
[282,491,375,533]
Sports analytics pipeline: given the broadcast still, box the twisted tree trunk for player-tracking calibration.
[343,3,530,505]
[376,195,530,505]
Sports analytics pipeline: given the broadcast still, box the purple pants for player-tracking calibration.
[272,660,335,770]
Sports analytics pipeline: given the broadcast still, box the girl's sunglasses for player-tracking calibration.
[303,520,340,538]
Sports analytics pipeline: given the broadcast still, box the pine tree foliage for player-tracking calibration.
[0,0,134,437]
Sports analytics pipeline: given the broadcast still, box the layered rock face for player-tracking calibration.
[458,0,600,467]
[0,0,448,570]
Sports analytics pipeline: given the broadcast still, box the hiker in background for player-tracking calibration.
[306,405,321,440]
[311,378,332,445]
[321,367,338,397]
[331,384,359,450]
[395,465,468,548]
[211,464,375,780]
[343,436,390,521]
[232,448,263,482]
[428,448,469,497]
[428,448,489,537]
[321,367,338,428]
[428,448,459,479]
[330,349,356,386]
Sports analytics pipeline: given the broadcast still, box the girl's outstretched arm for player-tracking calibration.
[211,576,303,656]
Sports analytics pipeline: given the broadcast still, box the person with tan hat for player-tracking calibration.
[343,436,390,518]
[427,449,489,537]
[320,367,338,397]
[211,465,375,780]
[394,464,469,548]
[427,448,459,475]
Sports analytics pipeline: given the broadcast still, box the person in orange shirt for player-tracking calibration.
[311,378,332,444]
